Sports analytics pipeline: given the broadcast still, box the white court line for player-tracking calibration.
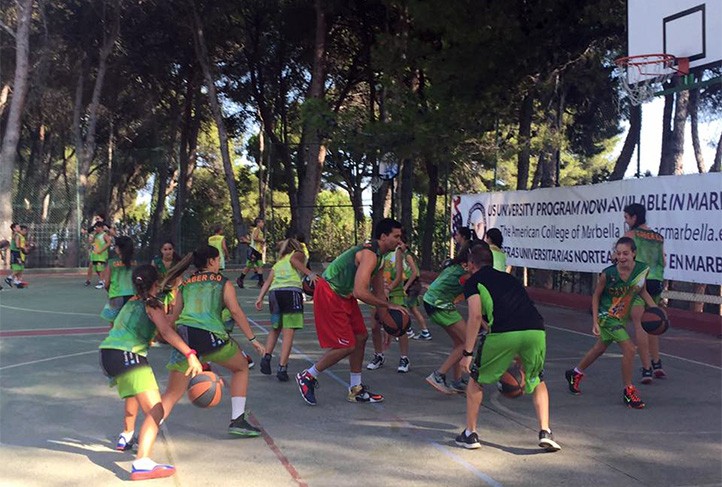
[0,350,97,371]
[546,324,722,371]
[247,317,504,487]
[0,304,99,316]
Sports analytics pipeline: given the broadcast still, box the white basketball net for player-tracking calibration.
[615,54,676,105]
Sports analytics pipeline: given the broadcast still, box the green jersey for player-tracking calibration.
[382,251,411,299]
[423,264,467,310]
[630,228,664,281]
[10,231,19,252]
[99,300,155,356]
[108,258,135,298]
[177,271,228,338]
[91,232,109,261]
[490,245,507,272]
[271,253,303,290]
[208,235,226,269]
[598,261,649,324]
[153,256,168,276]
[322,240,384,298]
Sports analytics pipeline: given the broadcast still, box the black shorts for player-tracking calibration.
[176,325,228,356]
[10,250,23,266]
[269,289,304,314]
[247,248,262,263]
[646,279,663,299]
[423,301,440,317]
[100,349,149,378]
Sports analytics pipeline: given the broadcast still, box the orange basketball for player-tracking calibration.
[375,308,410,337]
[187,371,222,408]
[641,307,669,336]
[497,362,526,399]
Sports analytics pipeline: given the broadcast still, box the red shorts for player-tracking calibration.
[313,278,367,349]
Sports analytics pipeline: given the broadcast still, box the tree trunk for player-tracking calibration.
[400,157,413,232]
[190,3,246,249]
[670,89,689,175]
[295,0,327,243]
[610,104,641,180]
[658,92,675,175]
[420,158,439,271]
[0,0,33,254]
[517,92,533,190]
[689,89,705,173]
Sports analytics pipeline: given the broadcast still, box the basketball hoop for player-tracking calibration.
[378,153,399,181]
[614,54,689,105]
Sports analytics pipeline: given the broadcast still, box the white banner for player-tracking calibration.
[452,173,722,285]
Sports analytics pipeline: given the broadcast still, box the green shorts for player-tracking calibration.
[598,318,630,345]
[424,301,462,328]
[166,339,239,372]
[473,329,546,395]
[114,366,158,399]
[271,312,304,330]
[11,263,24,272]
[388,294,406,307]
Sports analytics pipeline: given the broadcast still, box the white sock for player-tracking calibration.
[465,429,475,437]
[231,396,246,420]
[349,373,362,389]
[574,367,584,375]
[132,457,158,470]
[120,430,134,441]
[307,365,320,378]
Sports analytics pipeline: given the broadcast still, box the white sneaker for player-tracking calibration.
[366,353,384,370]
[397,357,410,373]
[95,280,105,289]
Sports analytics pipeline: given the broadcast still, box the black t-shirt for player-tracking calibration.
[463,266,544,333]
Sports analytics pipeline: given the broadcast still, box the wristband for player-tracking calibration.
[462,349,474,357]
[249,336,257,342]
[184,349,197,358]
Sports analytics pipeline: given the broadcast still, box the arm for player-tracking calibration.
[403,254,419,294]
[638,287,657,309]
[255,269,275,310]
[352,249,398,310]
[460,293,485,373]
[591,273,606,336]
[101,265,111,290]
[290,251,316,280]
[222,238,229,259]
[387,248,405,292]
[99,234,112,254]
[146,305,202,377]
[223,281,265,355]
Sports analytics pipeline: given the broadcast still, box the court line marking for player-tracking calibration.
[0,350,97,371]
[247,317,504,487]
[0,304,99,316]
[546,324,721,371]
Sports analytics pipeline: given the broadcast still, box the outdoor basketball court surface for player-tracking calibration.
[1,272,720,486]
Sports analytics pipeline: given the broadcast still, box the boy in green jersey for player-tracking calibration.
[90,221,113,289]
[457,242,560,452]
[238,217,266,288]
[208,225,229,271]
[295,218,406,406]
[624,203,667,382]
[100,236,136,323]
[565,237,657,409]
[6,223,29,288]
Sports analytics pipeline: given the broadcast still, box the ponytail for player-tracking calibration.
[115,236,135,268]
[132,265,162,309]
[159,252,194,292]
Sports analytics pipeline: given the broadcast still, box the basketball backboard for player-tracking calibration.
[627,0,722,82]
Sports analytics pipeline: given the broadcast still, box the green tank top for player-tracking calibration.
[490,245,507,272]
[99,300,155,356]
[423,264,466,310]
[300,243,310,260]
[153,256,167,276]
[176,271,228,337]
[91,232,109,261]
[382,251,409,299]
[598,261,649,323]
[108,258,136,298]
[631,228,664,281]
[208,235,226,268]
[270,253,303,290]
[10,232,19,252]
[250,227,264,252]
[322,240,384,297]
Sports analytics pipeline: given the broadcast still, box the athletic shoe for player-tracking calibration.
[366,353,384,370]
[565,369,583,395]
[538,430,561,451]
[243,352,255,369]
[115,433,137,451]
[397,357,410,373]
[449,378,467,394]
[276,366,289,382]
[15,281,27,289]
[130,463,175,481]
[236,277,244,289]
[95,280,105,289]
[623,385,645,409]
[228,413,261,437]
[426,370,453,395]
[84,280,91,287]
[413,329,432,340]
[347,384,384,403]
[652,359,667,379]
[640,367,653,385]
[4,276,12,286]
[406,328,416,339]
[296,371,318,406]
[455,430,481,450]
[260,354,272,375]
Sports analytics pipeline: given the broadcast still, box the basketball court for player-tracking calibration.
[1,272,720,486]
